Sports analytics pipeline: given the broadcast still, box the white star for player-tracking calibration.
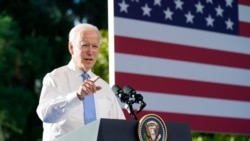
[225,18,234,30]
[118,0,129,13]
[215,5,224,17]
[225,0,233,7]
[141,3,152,17]
[185,11,194,24]
[163,7,174,20]
[206,0,213,4]
[154,0,162,6]
[205,14,214,27]
[174,0,184,10]
[195,1,204,14]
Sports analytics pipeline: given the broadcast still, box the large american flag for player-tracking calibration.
[108,0,250,134]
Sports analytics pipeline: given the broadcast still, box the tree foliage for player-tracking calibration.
[0,1,108,140]
[93,30,109,81]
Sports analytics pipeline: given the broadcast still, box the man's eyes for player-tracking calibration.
[81,44,99,48]
[81,44,87,47]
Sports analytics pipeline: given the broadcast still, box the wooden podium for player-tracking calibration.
[54,118,192,141]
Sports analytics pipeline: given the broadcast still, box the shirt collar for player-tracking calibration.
[67,59,92,77]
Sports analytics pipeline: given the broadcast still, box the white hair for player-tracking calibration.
[68,23,101,44]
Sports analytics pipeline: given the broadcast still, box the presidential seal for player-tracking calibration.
[138,114,167,141]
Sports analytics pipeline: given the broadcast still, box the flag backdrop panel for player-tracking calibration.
[108,0,250,135]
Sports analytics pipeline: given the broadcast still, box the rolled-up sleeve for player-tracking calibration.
[36,73,81,123]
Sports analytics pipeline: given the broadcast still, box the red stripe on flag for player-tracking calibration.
[239,21,250,38]
[115,72,250,102]
[239,0,250,6]
[123,110,250,134]
[115,36,250,69]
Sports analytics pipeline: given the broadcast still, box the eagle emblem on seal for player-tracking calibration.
[145,121,161,141]
[138,114,167,141]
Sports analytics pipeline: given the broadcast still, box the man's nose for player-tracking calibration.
[86,46,94,54]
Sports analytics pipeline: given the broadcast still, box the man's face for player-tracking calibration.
[70,29,100,72]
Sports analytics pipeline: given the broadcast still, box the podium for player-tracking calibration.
[54,118,192,141]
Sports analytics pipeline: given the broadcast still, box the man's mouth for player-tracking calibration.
[84,58,93,61]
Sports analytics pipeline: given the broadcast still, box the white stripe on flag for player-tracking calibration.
[115,17,250,55]
[239,4,250,23]
[115,53,250,87]
[139,91,250,119]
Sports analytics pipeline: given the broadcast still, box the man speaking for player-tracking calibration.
[36,23,125,141]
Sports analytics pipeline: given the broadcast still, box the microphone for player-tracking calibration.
[111,84,129,103]
[123,85,136,98]
[112,84,138,120]
[123,85,146,113]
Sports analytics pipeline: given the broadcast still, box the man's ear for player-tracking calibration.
[68,41,73,55]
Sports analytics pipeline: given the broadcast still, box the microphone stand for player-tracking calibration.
[125,100,138,120]
[112,84,146,120]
